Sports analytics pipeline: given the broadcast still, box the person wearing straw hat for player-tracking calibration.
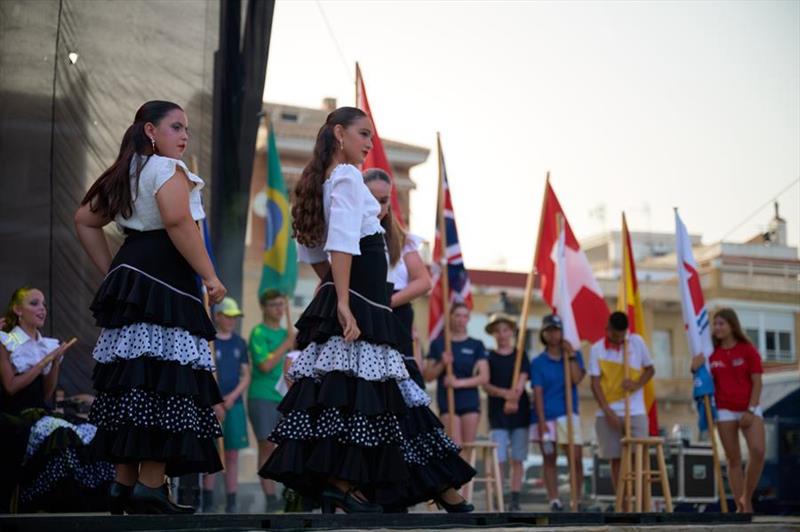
[482,312,530,512]
[530,314,586,512]
[201,297,250,513]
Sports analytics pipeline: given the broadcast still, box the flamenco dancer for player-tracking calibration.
[363,168,475,513]
[74,100,227,514]
[259,106,415,513]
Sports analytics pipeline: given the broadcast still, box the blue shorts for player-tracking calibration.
[490,427,529,463]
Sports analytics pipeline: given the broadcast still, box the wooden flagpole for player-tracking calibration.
[556,212,579,512]
[704,395,729,512]
[505,172,550,415]
[436,132,456,438]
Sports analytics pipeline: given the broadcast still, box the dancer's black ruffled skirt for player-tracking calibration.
[87,229,222,476]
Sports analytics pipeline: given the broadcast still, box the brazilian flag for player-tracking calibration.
[258,124,297,297]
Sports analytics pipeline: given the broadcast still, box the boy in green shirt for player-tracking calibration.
[247,289,294,512]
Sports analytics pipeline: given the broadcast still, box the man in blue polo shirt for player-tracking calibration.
[529,314,586,511]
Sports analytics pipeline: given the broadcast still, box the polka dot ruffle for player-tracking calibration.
[271,407,403,448]
[20,448,115,503]
[289,336,409,382]
[25,416,97,461]
[92,322,213,370]
[401,427,461,466]
[89,388,222,439]
[397,378,431,408]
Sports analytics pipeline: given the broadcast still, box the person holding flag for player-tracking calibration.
[692,308,765,513]
[363,167,475,513]
[676,210,728,512]
[424,303,490,450]
[529,314,586,512]
[588,311,655,498]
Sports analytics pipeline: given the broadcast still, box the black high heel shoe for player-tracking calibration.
[321,486,383,514]
[109,482,133,515]
[127,482,196,515]
[433,491,474,513]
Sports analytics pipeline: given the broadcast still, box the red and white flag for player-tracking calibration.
[675,210,713,360]
[355,63,404,226]
[535,179,609,343]
[552,223,582,349]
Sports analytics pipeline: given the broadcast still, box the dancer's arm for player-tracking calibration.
[156,170,225,304]
[0,345,45,395]
[330,251,359,342]
[74,203,113,274]
[390,250,432,307]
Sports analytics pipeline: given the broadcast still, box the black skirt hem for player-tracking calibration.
[92,357,223,407]
[91,426,223,476]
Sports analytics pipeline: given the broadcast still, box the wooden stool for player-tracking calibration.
[462,441,504,512]
[615,436,673,513]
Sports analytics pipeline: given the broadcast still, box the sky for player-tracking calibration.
[263,0,800,272]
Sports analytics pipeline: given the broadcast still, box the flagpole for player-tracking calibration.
[557,212,579,511]
[436,133,456,438]
[505,173,550,415]
[704,395,728,512]
[355,61,360,106]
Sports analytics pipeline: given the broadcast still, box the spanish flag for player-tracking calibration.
[258,124,297,298]
[618,213,659,436]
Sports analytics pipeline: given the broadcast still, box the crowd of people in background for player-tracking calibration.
[0,102,766,516]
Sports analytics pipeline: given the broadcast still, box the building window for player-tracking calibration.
[764,330,794,362]
[280,112,298,122]
[745,328,759,346]
[651,330,673,378]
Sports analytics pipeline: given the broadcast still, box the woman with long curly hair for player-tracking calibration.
[260,107,419,514]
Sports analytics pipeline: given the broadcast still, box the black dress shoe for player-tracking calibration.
[321,486,383,514]
[434,493,474,513]
[109,482,133,515]
[128,482,196,515]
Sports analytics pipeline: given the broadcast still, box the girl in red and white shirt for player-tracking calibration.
[693,308,764,513]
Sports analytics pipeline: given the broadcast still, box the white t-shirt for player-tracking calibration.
[389,233,423,290]
[588,333,653,417]
[296,164,384,263]
[115,154,206,231]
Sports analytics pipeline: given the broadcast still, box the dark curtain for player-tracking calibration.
[0,0,220,394]
[210,0,275,306]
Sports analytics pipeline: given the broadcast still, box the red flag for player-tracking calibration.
[355,63,404,226]
[535,178,609,343]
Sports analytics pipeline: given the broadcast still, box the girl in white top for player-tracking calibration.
[260,107,418,514]
[74,100,227,515]
[363,168,475,513]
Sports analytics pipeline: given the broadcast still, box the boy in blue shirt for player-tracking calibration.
[202,297,250,513]
[529,314,586,511]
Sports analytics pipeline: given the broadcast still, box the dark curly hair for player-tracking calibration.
[291,107,367,247]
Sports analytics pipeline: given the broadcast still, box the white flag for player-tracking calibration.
[675,210,714,360]
[551,224,581,349]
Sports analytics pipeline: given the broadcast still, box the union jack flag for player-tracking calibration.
[428,138,473,342]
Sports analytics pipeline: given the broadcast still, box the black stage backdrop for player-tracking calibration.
[0,0,273,395]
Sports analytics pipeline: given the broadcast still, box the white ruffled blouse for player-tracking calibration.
[0,326,59,375]
[296,164,384,264]
[115,154,206,231]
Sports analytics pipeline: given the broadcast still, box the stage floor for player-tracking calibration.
[0,511,777,532]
